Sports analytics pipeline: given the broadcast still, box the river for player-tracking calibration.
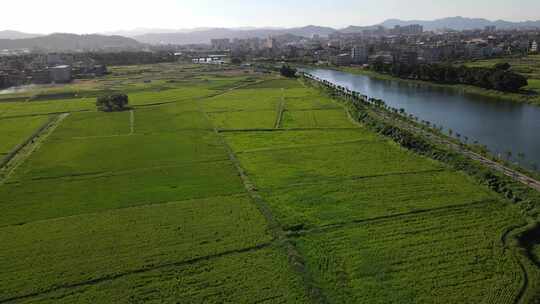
[305,68,540,171]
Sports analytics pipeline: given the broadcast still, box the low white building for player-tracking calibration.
[49,65,72,83]
[531,41,538,53]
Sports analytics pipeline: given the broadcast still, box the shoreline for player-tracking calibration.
[316,66,540,106]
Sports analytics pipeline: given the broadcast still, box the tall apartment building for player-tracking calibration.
[351,46,369,64]
[211,39,231,51]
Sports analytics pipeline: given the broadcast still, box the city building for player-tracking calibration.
[331,53,352,66]
[211,39,231,51]
[392,24,423,35]
[46,53,63,67]
[393,50,419,65]
[351,46,369,64]
[49,65,72,83]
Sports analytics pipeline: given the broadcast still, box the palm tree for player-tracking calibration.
[517,152,525,161]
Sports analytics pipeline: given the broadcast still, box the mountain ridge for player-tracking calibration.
[0,33,143,51]
[2,17,540,48]
[380,16,540,31]
[0,30,43,40]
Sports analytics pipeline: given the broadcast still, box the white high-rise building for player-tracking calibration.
[531,41,538,53]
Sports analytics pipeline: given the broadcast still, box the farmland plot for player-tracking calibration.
[285,96,341,110]
[0,116,50,155]
[281,109,356,128]
[203,88,283,112]
[224,129,379,153]
[0,98,94,118]
[18,248,310,304]
[0,195,275,302]
[0,160,244,226]
[261,170,497,230]
[129,87,214,106]
[295,202,525,304]
[0,65,533,304]
[50,111,131,139]
[208,110,277,130]
[11,131,229,181]
[236,141,442,189]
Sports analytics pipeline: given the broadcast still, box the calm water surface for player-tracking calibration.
[306,68,540,170]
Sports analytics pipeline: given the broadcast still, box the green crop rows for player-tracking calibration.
[0,63,536,303]
[0,116,50,155]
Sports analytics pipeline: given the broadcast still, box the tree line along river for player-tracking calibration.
[305,68,540,171]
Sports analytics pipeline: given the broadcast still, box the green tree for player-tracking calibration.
[280,65,297,78]
[96,93,129,112]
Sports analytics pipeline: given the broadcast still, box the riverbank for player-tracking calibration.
[337,66,540,106]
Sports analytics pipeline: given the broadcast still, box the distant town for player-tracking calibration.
[1,23,539,89]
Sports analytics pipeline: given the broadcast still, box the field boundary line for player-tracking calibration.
[0,242,272,304]
[288,198,498,237]
[129,109,135,135]
[0,116,55,170]
[205,107,342,114]
[0,109,90,121]
[198,94,329,304]
[283,107,343,112]
[7,157,232,184]
[0,193,249,230]
[500,219,538,304]
[0,113,69,184]
[218,127,361,133]
[236,138,386,154]
[205,108,279,114]
[262,168,447,191]
[274,88,286,129]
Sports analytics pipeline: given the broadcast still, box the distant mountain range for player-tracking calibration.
[133,25,337,45]
[0,30,43,40]
[131,17,540,44]
[0,33,143,51]
[1,17,540,49]
[380,16,540,31]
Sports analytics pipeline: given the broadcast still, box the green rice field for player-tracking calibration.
[0,62,538,303]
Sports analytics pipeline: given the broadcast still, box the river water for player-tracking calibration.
[306,68,540,170]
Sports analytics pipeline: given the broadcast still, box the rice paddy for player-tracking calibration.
[0,62,536,303]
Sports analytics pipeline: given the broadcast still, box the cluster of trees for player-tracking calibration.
[280,65,297,78]
[371,61,528,92]
[96,93,129,112]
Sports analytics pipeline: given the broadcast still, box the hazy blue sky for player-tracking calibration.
[2,0,540,34]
